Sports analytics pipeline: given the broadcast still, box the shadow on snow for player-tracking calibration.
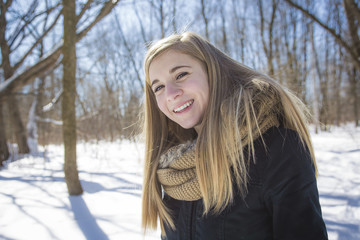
[320,193,360,239]
[69,195,109,240]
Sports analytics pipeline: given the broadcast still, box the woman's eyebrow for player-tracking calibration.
[169,65,190,73]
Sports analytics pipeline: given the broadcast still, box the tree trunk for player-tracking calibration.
[310,24,320,133]
[350,67,359,127]
[220,3,229,53]
[7,95,30,153]
[1,0,29,155]
[344,0,360,127]
[231,0,247,63]
[320,34,330,130]
[159,0,165,38]
[258,0,277,76]
[62,0,83,195]
[27,94,38,153]
[0,1,10,163]
[0,104,9,166]
[333,51,342,126]
[36,76,46,145]
[201,0,209,39]
[172,0,177,33]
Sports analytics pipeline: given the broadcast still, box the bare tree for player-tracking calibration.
[0,0,120,159]
[282,7,301,97]
[0,104,8,166]
[349,66,359,126]
[62,0,82,195]
[310,21,323,130]
[133,0,149,43]
[285,0,360,70]
[258,0,278,76]
[0,1,119,99]
[285,0,360,126]
[219,0,228,53]
[343,0,360,126]
[200,0,210,39]
[148,0,179,38]
[320,34,331,130]
[149,0,166,38]
[332,0,345,126]
[0,0,56,155]
[231,0,248,63]
[113,12,144,89]
[332,46,344,126]
[172,0,177,32]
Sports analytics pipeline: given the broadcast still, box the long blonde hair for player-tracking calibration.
[141,32,316,232]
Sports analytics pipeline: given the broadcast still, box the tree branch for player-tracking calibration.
[258,0,268,57]
[345,0,360,24]
[76,0,94,24]
[113,10,144,89]
[132,0,148,43]
[13,9,62,71]
[0,0,120,100]
[8,0,38,48]
[76,0,119,42]
[4,0,13,12]
[284,0,360,70]
[343,0,360,57]
[0,44,62,99]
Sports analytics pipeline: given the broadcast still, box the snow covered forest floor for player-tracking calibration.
[0,124,359,240]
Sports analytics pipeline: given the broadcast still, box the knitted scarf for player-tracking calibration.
[157,85,281,201]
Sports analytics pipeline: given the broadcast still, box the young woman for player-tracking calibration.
[141,32,328,239]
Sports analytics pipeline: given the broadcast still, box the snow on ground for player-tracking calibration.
[312,124,360,240]
[0,124,359,240]
[0,140,160,240]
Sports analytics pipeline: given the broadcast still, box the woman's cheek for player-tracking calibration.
[156,98,168,115]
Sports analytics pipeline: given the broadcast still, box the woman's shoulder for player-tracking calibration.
[250,126,315,186]
[254,126,310,161]
[259,126,304,145]
[253,126,316,194]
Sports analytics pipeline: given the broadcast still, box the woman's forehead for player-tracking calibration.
[149,50,193,74]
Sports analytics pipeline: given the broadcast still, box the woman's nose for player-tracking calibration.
[166,83,182,101]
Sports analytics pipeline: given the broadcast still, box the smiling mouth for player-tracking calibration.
[173,100,194,113]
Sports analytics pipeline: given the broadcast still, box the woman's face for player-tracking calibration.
[149,50,209,133]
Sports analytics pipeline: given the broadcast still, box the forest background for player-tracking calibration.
[0,0,359,194]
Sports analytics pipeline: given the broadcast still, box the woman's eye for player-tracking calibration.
[154,85,164,93]
[176,72,188,80]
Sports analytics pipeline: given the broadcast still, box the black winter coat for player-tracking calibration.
[162,127,328,240]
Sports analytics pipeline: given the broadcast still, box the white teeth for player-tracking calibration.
[174,100,194,113]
